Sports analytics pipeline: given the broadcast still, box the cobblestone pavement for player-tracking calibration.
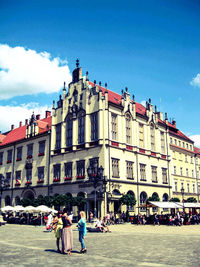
[0,223,200,267]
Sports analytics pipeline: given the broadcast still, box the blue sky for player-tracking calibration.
[0,0,200,144]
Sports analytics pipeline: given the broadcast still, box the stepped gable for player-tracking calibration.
[88,81,146,116]
[0,116,51,147]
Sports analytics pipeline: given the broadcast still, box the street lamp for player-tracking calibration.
[181,186,185,212]
[0,174,6,213]
[87,162,105,219]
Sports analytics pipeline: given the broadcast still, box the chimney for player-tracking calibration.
[11,124,14,130]
[25,119,28,125]
[19,121,22,127]
[45,111,51,118]
[172,120,176,128]
[36,114,40,120]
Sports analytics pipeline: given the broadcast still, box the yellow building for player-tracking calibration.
[0,60,199,218]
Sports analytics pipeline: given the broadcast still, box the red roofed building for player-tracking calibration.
[0,61,199,217]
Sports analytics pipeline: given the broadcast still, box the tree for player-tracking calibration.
[119,193,136,207]
[20,198,34,207]
[71,196,86,207]
[146,195,160,203]
[185,197,197,203]
[169,197,180,202]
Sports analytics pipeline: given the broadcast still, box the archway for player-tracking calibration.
[162,193,168,202]
[22,190,35,200]
[15,196,20,206]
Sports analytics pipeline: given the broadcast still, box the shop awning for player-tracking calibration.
[175,202,200,208]
[138,201,182,209]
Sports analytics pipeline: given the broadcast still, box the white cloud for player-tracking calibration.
[190,74,200,88]
[0,44,71,99]
[0,103,51,133]
[189,135,200,148]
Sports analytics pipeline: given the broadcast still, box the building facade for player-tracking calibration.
[0,61,199,218]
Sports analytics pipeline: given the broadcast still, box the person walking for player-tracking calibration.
[53,211,63,253]
[46,212,53,231]
[78,211,87,253]
[61,209,73,255]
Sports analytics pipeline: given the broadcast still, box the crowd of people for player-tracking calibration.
[131,211,200,226]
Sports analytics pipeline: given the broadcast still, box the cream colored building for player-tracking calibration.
[0,61,199,218]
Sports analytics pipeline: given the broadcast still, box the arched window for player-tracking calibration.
[162,193,168,202]
[66,116,73,147]
[112,189,121,196]
[78,112,85,144]
[5,195,11,206]
[152,192,159,199]
[140,191,147,204]
[127,190,135,197]
[125,114,131,144]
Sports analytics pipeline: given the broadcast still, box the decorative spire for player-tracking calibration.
[125,87,128,93]
[132,94,135,101]
[165,112,168,120]
[155,105,157,113]
[53,100,55,108]
[121,89,124,95]
[63,81,66,90]
[86,71,89,81]
[94,80,96,85]
[105,82,107,89]
[149,98,151,104]
[76,58,79,68]
[99,81,101,86]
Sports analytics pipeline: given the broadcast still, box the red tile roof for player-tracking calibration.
[0,134,6,143]
[88,81,192,142]
[194,147,200,154]
[0,116,51,147]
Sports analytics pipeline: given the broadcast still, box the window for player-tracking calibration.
[197,171,199,178]
[91,112,98,141]
[139,123,144,148]
[112,159,119,177]
[151,166,157,182]
[193,184,195,193]
[185,155,187,163]
[64,162,73,178]
[55,123,61,149]
[27,144,33,157]
[89,158,99,176]
[126,114,131,144]
[6,172,11,186]
[179,141,181,146]
[76,160,85,178]
[0,152,3,164]
[78,113,85,144]
[38,167,44,180]
[180,167,183,176]
[111,114,117,140]
[39,141,45,155]
[186,168,189,176]
[181,182,184,190]
[174,139,177,145]
[182,142,185,148]
[186,144,188,149]
[7,150,12,163]
[187,183,190,193]
[26,169,32,181]
[170,137,172,144]
[140,191,147,211]
[140,164,146,181]
[192,170,194,177]
[126,161,134,179]
[66,117,73,146]
[162,168,168,184]
[179,153,182,161]
[160,132,165,153]
[174,166,176,175]
[191,156,193,164]
[53,164,61,179]
[16,147,22,161]
[15,170,21,180]
[150,125,155,151]
[175,181,178,192]
[190,145,192,150]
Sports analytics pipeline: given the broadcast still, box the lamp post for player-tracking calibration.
[87,162,104,219]
[0,174,6,214]
[181,186,185,213]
